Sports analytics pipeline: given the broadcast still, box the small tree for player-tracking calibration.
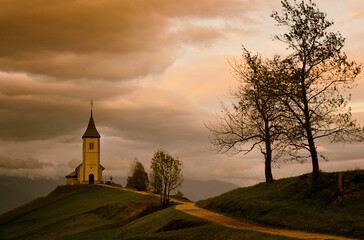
[150,149,183,205]
[271,0,362,187]
[126,159,149,191]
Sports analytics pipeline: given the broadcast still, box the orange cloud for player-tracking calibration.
[0,0,255,80]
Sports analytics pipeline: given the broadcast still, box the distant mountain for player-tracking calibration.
[103,176,239,201]
[0,184,31,214]
[180,179,238,201]
[0,176,64,214]
[0,175,238,213]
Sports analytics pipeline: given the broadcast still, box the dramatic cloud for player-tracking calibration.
[0,72,210,143]
[0,0,259,80]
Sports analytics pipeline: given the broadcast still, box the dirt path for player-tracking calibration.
[102,185,356,240]
[175,202,355,240]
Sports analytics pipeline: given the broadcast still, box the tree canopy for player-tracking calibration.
[271,0,362,186]
[207,50,288,183]
[126,159,149,191]
[150,149,183,205]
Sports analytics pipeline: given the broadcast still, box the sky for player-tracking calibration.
[0,0,363,187]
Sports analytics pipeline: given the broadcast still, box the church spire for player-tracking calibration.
[82,101,100,138]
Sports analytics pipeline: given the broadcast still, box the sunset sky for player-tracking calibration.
[0,0,363,186]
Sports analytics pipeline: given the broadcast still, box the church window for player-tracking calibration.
[89,142,94,150]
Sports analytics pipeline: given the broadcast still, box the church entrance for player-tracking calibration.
[89,174,94,184]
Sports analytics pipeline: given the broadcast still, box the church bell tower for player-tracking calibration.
[81,104,103,184]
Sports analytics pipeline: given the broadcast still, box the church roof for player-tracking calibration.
[82,111,100,138]
[75,163,82,170]
[65,171,77,178]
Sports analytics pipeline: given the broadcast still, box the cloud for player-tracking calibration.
[209,158,252,178]
[173,25,224,46]
[0,72,133,140]
[0,155,52,169]
[0,72,135,100]
[0,72,210,143]
[103,156,130,171]
[348,11,364,20]
[68,158,81,168]
[0,0,255,80]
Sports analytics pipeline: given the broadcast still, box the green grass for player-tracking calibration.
[60,206,297,240]
[0,184,299,240]
[196,170,364,239]
[0,185,160,240]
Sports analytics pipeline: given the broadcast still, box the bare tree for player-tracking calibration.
[150,149,183,205]
[207,50,288,183]
[271,0,362,187]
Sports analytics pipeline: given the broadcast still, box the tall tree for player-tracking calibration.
[150,149,183,205]
[271,0,362,186]
[207,50,287,183]
[126,159,149,191]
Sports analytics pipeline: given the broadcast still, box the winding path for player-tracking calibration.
[102,185,356,240]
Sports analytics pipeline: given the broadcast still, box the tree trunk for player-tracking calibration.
[303,101,320,188]
[307,131,320,188]
[264,121,274,183]
[301,68,320,189]
[302,95,320,188]
[265,154,274,183]
[163,186,168,205]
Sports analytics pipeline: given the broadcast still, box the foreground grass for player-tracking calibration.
[0,184,298,240]
[0,185,160,240]
[61,206,297,240]
[197,170,364,239]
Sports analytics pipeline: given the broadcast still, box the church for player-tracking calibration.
[65,108,104,185]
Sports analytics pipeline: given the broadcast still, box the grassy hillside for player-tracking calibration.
[0,184,298,240]
[197,170,364,239]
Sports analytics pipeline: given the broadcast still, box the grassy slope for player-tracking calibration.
[197,170,364,239]
[0,185,298,240]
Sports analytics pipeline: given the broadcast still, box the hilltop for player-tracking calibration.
[197,170,364,239]
[0,184,298,240]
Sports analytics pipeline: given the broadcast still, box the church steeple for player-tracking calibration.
[66,101,104,185]
[82,102,100,138]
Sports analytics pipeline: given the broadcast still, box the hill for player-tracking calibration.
[0,184,298,240]
[0,176,238,214]
[197,170,364,239]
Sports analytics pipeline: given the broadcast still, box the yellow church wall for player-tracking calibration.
[78,165,84,182]
[98,168,103,181]
[81,137,102,183]
[66,178,74,185]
